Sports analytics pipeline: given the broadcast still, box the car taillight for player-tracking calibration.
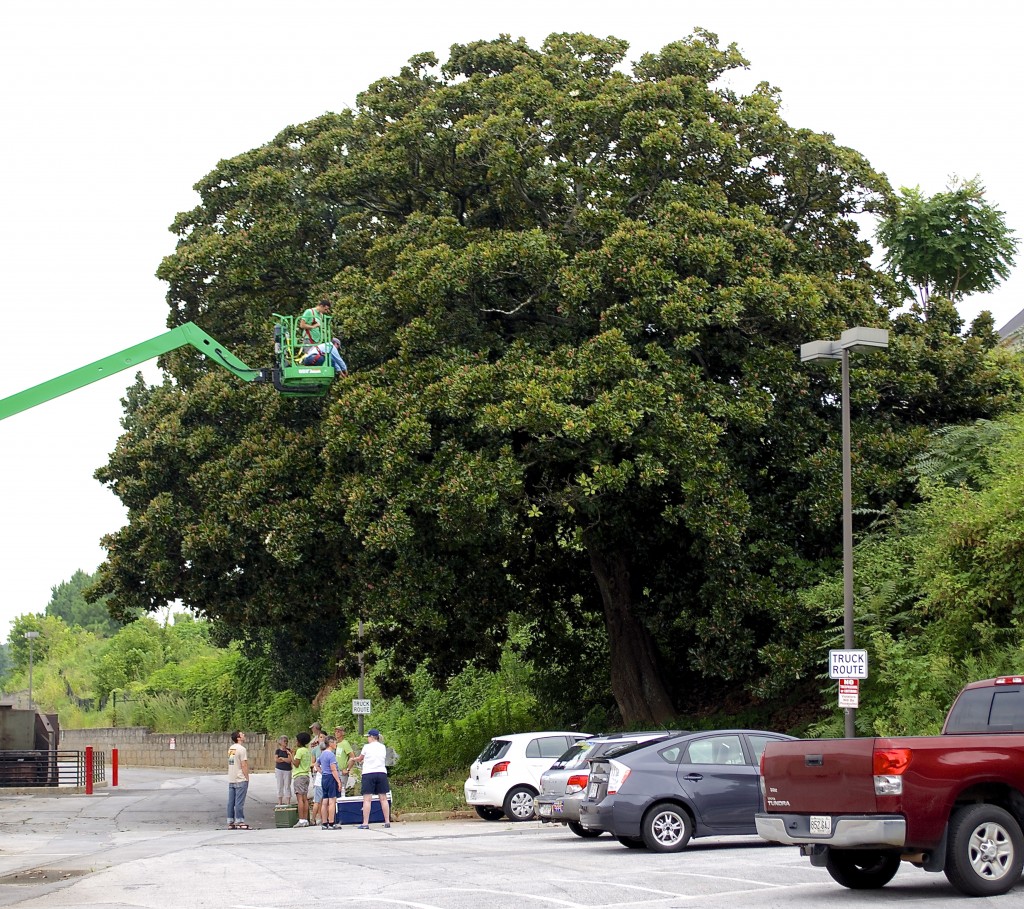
[491,761,510,777]
[873,748,912,775]
[566,773,588,793]
[607,759,630,795]
[995,676,1024,685]
[873,748,912,796]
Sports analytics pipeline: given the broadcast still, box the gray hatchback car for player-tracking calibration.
[535,732,676,837]
[577,728,794,851]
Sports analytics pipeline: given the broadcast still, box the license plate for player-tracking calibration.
[587,782,600,798]
[809,815,832,836]
[553,799,563,815]
[538,804,552,817]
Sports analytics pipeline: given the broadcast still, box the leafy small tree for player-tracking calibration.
[877,177,1018,306]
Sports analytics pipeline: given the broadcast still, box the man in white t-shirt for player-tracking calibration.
[226,730,250,829]
[352,729,391,829]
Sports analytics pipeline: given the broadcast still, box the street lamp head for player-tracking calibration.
[800,327,889,362]
[800,339,842,362]
[24,631,40,640]
[839,327,889,353]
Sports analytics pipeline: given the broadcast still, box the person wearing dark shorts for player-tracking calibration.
[317,737,343,829]
[353,729,392,828]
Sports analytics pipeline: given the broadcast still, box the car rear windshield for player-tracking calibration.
[946,687,1024,733]
[477,739,512,762]
[551,741,593,770]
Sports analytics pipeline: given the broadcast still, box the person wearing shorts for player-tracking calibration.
[317,737,343,829]
[291,731,312,827]
[334,726,354,794]
[353,729,391,829]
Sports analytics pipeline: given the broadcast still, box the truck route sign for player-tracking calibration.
[829,649,868,679]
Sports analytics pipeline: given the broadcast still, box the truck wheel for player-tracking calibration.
[641,802,693,852]
[825,850,901,889]
[474,806,505,821]
[502,785,537,821]
[944,804,1024,896]
[568,820,601,838]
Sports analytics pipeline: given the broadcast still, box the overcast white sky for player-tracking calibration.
[1,0,1021,641]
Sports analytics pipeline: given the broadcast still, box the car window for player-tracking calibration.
[989,690,1024,731]
[526,736,570,758]
[551,741,593,769]
[659,744,684,764]
[946,689,995,733]
[596,740,637,759]
[946,686,1024,733]
[685,735,745,765]
[478,739,512,762]
[747,735,780,766]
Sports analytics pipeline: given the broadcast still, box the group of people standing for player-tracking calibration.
[228,724,392,830]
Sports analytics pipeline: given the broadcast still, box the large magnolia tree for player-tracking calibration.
[93,32,1020,724]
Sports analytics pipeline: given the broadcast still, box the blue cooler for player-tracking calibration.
[337,794,391,824]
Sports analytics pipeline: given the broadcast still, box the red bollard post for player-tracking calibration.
[85,746,94,795]
[112,747,119,787]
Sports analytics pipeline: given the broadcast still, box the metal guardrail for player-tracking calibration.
[0,750,106,787]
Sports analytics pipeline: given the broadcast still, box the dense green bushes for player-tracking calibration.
[801,412,1024,737]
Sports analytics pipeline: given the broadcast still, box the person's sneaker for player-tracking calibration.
[357,824,370,829]
[321,823,330,829]
[293,819,309,828]
[384,823,391,828]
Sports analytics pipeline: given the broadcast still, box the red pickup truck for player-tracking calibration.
[756,676,1024,896]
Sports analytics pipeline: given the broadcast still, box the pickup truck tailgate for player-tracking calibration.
[761,738,877,814]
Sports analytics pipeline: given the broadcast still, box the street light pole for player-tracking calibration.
[801,327,889,738]
[841,347,854,659]
[24,631,40,710]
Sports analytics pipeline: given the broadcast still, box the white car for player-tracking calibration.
[465,731,590,821]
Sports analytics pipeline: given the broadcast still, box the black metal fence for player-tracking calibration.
[0,750,106,787]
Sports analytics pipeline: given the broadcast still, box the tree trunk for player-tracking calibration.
[587,544,677,726]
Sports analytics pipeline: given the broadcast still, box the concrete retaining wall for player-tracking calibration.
[59,727,275,772]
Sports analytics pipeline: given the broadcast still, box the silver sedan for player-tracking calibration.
[534,731,677,837]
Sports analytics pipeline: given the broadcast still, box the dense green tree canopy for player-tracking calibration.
[93,32,1022,723]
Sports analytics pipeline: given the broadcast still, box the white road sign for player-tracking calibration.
[829,649,868,679]
[838,678,860,708]
[352,699,372,715]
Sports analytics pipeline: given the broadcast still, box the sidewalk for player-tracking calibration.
[0,768,541,909]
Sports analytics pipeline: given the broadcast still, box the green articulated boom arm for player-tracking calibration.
[0,319,334,423]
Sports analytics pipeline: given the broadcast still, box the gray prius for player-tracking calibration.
[534,731,678,837]
[577,729,794,851]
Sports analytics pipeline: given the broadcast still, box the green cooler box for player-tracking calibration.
[275,804,299,827]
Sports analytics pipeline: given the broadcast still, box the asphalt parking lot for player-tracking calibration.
[0,769,1017,908]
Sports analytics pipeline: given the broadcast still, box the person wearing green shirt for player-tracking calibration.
[335,726,355,795]
[291,730,313,827]
[298,299,331,346]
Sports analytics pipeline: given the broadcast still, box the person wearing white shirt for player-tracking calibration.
[353,729,391,828]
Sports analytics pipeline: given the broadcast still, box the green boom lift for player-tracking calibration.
[0,313,339,422]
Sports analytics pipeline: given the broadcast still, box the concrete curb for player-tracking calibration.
[397,810,477,822]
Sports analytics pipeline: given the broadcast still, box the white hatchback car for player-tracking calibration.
[465,731,590,821]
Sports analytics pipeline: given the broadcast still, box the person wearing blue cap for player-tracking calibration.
[353,729,391,829]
